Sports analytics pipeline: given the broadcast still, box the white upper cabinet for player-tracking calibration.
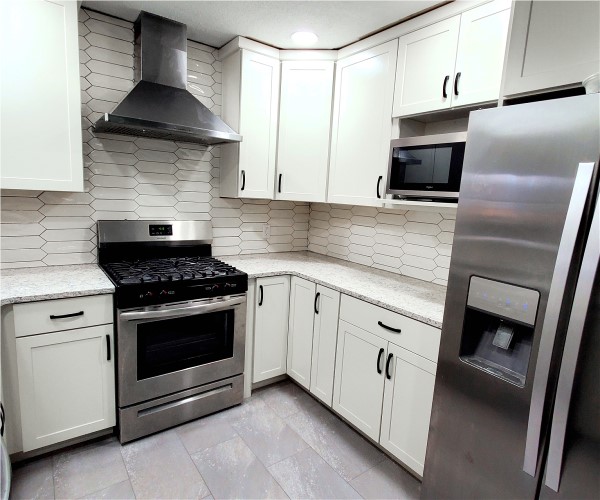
[276,61,334,202]
[452,0,511,107]
[503,0,600,97]
[328,40,398,206]
[393,17,460,117]
[393,0,511,117]
[221,50,280,199]
[1,0,83,191]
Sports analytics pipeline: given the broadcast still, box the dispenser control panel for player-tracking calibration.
[467,276,539,326]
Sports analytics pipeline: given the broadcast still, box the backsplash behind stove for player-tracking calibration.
[0,9,309,269]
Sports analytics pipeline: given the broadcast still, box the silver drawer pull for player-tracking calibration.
[49,311,84,320]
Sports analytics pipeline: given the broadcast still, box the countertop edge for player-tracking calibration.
[243,269,442,329]
[1,287,115,307]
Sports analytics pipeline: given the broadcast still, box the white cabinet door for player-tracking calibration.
[16,325,115,452]
[253,276,290,383]
[287,277,316,389]
[380,343,437,477]
[328,40,398,206]
[277,61,334,202]
[221,50,280,198]
[1,0,83,191]
[310,285,340,406]
[503,1,600,97]
[333,320,386,441]
[452,0,511,107]
[393,17,460,117]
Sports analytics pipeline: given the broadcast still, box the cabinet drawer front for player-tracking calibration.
[340,295,440,362]
[14,294,113,337]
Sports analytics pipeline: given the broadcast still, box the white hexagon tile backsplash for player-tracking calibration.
[0,9,454,286]
[0,9,309,269]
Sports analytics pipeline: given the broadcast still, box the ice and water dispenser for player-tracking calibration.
[460,277,540,387]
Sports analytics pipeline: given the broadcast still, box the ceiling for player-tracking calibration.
[81,1,445,50]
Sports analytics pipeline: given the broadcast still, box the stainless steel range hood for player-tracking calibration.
[94,12,241,145]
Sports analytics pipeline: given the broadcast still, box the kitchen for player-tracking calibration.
[0,0,598,498]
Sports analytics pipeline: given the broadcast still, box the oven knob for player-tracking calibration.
[212,284,220,290]
[160,290,167,295]
[145,291,153,297]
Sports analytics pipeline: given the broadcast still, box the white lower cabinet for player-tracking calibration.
[287,278,341,398]
[333,320,387,441]
[287,277,316,389]
[380,343,437,476]
[16,324,115,452]
[333,296,440,477]
[309,285,340,406]
[253,276,290,383]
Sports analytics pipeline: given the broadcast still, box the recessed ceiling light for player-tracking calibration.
[291,31,318,46]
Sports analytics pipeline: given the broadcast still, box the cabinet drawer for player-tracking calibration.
[14,295,113,337]
[340,295,440,362]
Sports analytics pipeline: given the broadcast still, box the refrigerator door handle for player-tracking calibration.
[544,197,599,492]
[523,162,595,477]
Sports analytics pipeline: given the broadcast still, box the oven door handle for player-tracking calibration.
[119,296,245,322]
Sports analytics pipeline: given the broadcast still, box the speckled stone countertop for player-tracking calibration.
[1,264,114,306]
[222,252,446,328]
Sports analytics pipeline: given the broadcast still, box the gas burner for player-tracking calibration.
[103,256,242,286]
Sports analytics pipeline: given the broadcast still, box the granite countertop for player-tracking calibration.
[0,253,446,328]
[222,252,446,328]
[0,264,114,306]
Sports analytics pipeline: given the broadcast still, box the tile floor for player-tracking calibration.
[10,381,421,499]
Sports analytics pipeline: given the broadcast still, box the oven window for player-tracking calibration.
[137,310,234,380]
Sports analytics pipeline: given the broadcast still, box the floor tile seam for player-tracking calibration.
[73,478,136,500]
[263,459,293,500]
[171,425,216,499]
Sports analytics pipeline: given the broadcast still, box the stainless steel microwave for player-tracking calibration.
[386,131,467,200]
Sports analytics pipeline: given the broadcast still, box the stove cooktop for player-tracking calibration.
[101,256,248,309]
[103,256,244,285]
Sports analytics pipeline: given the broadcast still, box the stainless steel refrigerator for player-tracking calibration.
[421,93,600,499]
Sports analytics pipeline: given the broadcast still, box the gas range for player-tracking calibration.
[97,221,247,309]
[96,220,247,443]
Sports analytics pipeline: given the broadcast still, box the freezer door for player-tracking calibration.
[540,200,600,499]
[421,93,600,499]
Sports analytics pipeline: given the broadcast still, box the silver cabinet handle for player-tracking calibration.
[523,162,595,476]
[544,197,599,491]
[119,296,245,321]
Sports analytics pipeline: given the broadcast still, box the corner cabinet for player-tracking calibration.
[253,276,290,382]
[0,0,84,191]
[221,50,280,199]
[393,0,511,116]
[287,277,340,404]
[503,0,600,97]
[328,40,398,206]
[276,61,334,202]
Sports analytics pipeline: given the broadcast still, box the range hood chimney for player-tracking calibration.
[94,12,241,145]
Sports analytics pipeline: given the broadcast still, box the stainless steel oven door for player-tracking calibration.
[116,294,246,407]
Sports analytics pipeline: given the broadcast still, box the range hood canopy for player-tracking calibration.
[94,12,241,145]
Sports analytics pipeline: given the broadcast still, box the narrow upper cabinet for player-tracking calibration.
[0,0,83,191]
[276,60,334,202]
[328,40,398,206]
[451,0,511,107]
[393,16,460,117]
[393,0,511,117]
[503,0,600,97]
[220,49,280,199]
